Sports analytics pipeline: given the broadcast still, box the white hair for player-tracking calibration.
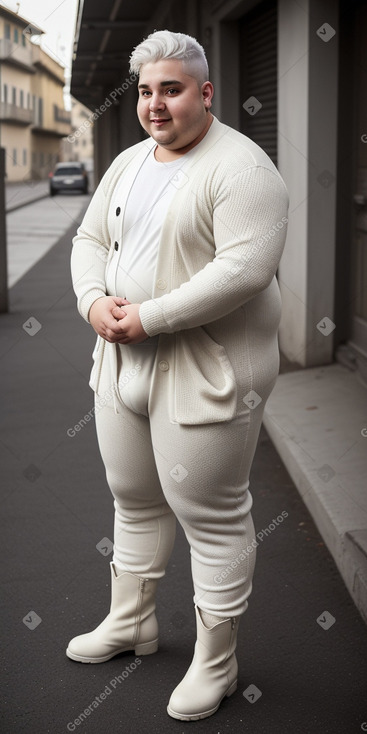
[129,30,209,85]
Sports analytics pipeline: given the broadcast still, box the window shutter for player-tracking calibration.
[240,1,277,165]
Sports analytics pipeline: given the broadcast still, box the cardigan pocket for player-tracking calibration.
[173,327,237,425]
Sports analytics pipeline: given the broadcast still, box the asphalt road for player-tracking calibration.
[1,198,367,734]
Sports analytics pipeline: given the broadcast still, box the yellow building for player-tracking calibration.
[0,5,71,181]
[61,96,94,175]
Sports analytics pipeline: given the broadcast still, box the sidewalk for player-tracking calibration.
[264,363,367,624]
[5,179,50,212]
[0,220,367,733]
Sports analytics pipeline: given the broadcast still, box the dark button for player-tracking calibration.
[114,241,119,251]
[116,207,121,216]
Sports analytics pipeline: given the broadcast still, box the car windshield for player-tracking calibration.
[55,167,83,176]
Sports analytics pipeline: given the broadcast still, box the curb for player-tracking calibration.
[263,364,367,625]
[6,192,50,214]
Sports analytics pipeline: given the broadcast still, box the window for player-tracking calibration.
[12,87,16,105]
[20,90,24,108]
[13,149,17,165]
[40,152,44,167]
[38,98,43,126]
[27,92,30,109]
[14,27,19,43]
[22,33,26,47]
[5,23,10,40]
[3,84,8,103]
[23,149,27,166]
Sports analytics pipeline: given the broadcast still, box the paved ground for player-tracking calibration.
[5,179,50,212]
[264,364,367,623]
[6,192,90,287]
[1,203,367,734]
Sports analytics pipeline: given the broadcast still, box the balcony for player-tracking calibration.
[0,101,33,125]
[54,105,71,125]
[0,39,35,72]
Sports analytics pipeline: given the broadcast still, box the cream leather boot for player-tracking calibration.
[167,606,239,720]
[66,562,159,663]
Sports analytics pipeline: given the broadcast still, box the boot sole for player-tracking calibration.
[66,638,158,663]
[167,679,237,721]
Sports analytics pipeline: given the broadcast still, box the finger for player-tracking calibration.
[105,318,126,335]
[111,307,126,319]
[113,297,131,306]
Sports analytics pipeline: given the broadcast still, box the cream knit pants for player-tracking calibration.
[94,356,271,618]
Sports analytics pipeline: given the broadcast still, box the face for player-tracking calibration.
[137,58,214,159]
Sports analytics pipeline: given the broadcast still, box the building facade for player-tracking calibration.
[60,96,94,172]
[0,5,71,182]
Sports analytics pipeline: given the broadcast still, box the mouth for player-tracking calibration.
[150,118,171,126]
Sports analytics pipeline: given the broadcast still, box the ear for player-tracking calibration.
[202,81,214,108]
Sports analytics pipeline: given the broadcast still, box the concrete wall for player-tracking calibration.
[277,0,339,366]
[277,0,309,364]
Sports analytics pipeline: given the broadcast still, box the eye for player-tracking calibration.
[140,90,151,97]
[166,88,179,95]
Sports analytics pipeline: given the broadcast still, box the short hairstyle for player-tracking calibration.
[129,29,209,86]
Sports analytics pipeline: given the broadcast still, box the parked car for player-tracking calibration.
[49,162,89,196]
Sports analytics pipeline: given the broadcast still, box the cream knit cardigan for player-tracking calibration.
[71,117,289,425]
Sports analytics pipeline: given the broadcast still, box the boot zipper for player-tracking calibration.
[133,578,147,646]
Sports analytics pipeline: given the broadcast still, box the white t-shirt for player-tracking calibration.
[105,145,193,415]
[106,146,192,301]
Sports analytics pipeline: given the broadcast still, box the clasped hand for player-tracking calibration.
[89,296,148,344]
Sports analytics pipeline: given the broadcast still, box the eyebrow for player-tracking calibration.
[138,80,183,89]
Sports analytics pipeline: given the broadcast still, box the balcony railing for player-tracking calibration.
[53,105,71,124]
[0,39,34,71]
[0,102,33,125]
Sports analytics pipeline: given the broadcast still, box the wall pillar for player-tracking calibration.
[277,0,339,366]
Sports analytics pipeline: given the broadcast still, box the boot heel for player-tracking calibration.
[135,638,158,656]
[226,679,237,698]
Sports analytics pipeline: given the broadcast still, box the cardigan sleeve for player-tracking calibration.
[139,165,289,336]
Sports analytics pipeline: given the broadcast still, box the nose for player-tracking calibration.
[149,93,165,112]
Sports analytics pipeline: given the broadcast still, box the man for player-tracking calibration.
[68,30,289,721]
